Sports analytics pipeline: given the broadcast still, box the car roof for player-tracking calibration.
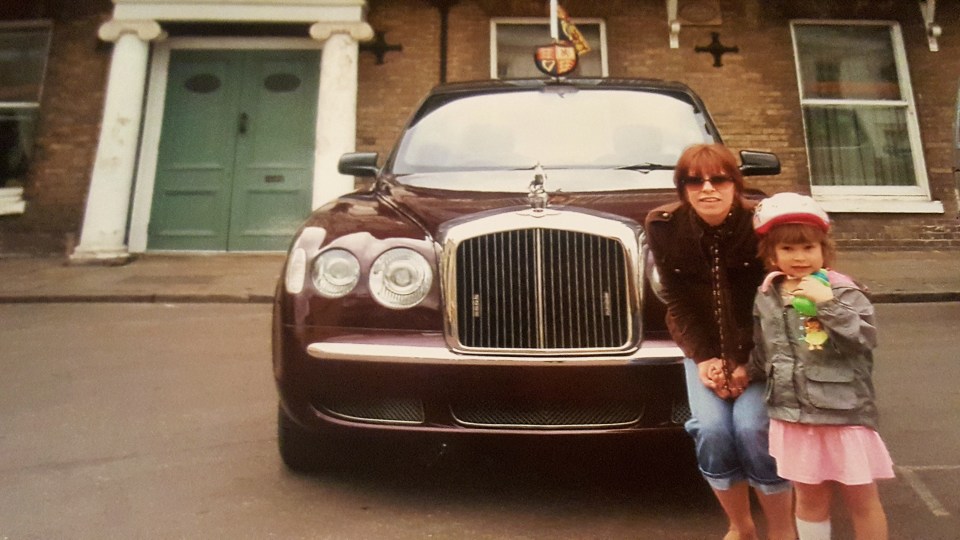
[427,77,699,95]
[406,78,707,126]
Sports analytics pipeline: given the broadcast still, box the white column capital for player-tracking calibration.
[309,21,374,43]
[98,19,165,42]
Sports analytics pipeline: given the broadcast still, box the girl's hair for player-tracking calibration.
[673,143,744,201]
[757,222,836,271]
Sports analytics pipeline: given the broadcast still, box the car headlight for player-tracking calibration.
[284,248,307,294]
[369,248,433,309]
[312,249,361,298]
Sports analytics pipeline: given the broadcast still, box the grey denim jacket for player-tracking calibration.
[747,270,880,430]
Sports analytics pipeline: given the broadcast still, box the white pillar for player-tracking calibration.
[309,22,373,210]
[72,20,163,263]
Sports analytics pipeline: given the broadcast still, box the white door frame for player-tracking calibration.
[129,37,321,253]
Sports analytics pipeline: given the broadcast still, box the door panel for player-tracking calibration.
[149,49,318,251]
[229,51,318,251]
[149,51,240,250]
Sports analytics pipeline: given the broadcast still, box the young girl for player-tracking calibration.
[748,192,894,540]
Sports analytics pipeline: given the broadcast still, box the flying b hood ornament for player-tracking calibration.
[527,164,549,211]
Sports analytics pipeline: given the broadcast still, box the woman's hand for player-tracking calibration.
[698,358,747,400]
[727,365,749,398]
[697,358,722,389]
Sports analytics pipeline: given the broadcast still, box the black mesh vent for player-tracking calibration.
[319,397,425,424]
[452,401,641,429]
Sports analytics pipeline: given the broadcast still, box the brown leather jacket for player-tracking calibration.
[644,198,764,366]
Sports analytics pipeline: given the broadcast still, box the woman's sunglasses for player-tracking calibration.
[681,174,734,188]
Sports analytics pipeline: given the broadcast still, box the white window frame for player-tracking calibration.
[791,20,942,214]
[490,17,608,79]
[0,19,52,216]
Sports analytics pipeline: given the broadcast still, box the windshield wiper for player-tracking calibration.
[616,163,675,173]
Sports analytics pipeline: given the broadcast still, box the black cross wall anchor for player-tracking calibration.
[360,30,403,65]
[695,32,738,68]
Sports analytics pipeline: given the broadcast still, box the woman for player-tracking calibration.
[644,144,794,540]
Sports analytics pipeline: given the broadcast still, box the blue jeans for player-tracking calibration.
[683,358,790,494]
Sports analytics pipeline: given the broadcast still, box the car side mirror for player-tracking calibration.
[739,150,780,177]
[338,152,380,177]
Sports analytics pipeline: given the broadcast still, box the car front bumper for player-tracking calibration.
[275,325,689,437]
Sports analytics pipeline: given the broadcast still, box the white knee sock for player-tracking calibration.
[796,518,831,540]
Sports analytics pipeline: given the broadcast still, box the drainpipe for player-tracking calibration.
[429,0,455,83]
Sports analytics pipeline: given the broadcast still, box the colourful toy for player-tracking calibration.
[803,318,828,350]
[790,269,830,317]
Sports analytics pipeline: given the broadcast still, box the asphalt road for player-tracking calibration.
[0,303,957,539]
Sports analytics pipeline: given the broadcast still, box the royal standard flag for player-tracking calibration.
[557,5,591,55]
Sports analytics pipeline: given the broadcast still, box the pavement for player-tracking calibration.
[0,253,285,304]
[0,250,959,304]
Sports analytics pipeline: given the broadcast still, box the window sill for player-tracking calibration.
[816,199,944,214]
[0,187,26,215]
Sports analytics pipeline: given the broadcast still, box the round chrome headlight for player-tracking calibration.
[369,248,433,309]
[312,249,360,298]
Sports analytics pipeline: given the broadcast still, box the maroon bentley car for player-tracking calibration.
[272,78,780,472]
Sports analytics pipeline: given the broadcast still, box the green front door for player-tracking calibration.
[149,49,318,251]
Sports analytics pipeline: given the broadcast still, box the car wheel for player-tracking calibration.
[277,403,326,473]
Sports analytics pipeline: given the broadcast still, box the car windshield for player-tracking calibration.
[391,87,714,177]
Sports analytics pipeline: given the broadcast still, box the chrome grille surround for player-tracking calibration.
[441,208,644,356]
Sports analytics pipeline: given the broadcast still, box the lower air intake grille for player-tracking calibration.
[671,400,692,425]
[318,397,425,425]
[451,401,642,429]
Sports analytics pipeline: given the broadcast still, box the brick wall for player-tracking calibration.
[357,0,442,171]
[3,0,959,254]
[444,2,492,83]
[359,0,960,251]
[0,13,109,255]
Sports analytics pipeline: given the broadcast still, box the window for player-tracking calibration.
[491,18,607,79]
[0,20,51,215]
[792,21,937,211]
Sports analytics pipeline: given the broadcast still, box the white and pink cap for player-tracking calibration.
[753,192,830,235]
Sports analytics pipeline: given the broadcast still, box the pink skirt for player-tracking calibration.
[768,419,895,485]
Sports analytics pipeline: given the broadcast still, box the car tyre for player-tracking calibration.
[277,403,326,473]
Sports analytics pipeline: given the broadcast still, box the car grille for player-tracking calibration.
[454,228,631,351]
[317,398,650,430]
[671,400,692,424]
[318,397,425,425]
[451,401,642,429]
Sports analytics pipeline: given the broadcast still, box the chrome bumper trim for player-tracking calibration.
[306,340,683,366]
